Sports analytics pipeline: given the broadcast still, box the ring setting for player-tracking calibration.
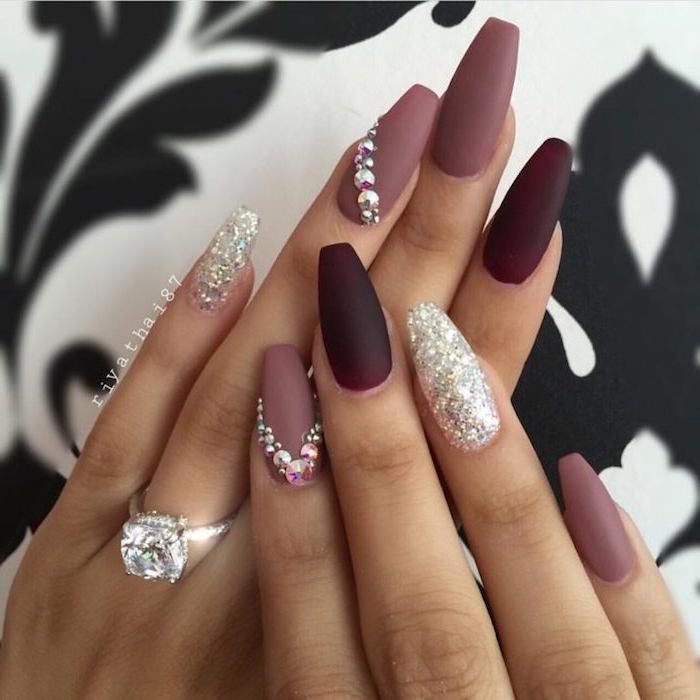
[121,491,234,583]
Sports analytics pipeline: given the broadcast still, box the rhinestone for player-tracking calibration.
[367,127,377,139]
[300,443,319,463]
[264,434,275,445]
[273,450,292,467]
[264,444,276,456]
[273,441,282,450]
[354,168,375,190]
[121,514,187,583]
[285,459,315,485]
[358,138,375,155]
[361,210,374,223]
[354,154,364,167]
[358,190,379,211]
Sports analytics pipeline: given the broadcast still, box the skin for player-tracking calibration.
[0,106,697,699]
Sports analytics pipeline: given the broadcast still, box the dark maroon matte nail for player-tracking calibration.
[259,345,323,485]
[483,138,573,284]
[318,243,391,390]
[338,84,438,225]
[432,17,519,178]
[559,453,636,584]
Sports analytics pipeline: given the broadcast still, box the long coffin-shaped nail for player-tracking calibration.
[432,17,519,178]
[257,345,323,486]
[189,206,259,313]
[318,243,391,390]
[483,138,573,283]
[338,84,438,226]
[407,302,499,451]
[559,453,635,584]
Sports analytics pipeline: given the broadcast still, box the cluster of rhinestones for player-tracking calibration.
[354,121,380,225]
[191,206,260,313]
[256,398,323,485]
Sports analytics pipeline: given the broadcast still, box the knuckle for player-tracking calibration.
[273,668,367,700]
[625,614,680,668]
[334,429,423,488]
[78,416,137,485]
[399,206,461,259]
[467,477,550,543]
[262,519,336,574]
[185,373,251,454]
[528,638,632,700]
[375,600,498,698]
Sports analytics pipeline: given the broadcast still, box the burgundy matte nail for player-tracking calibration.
[338,84,438,225]
[432,17,519,178]
[559,453,636,584]
[318,243,391,390]
[258,345,323,486]
[483,138,572,284]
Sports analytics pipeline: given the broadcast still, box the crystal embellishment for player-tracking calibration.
[121,513,188,583]
[191,206,260,313]
[353,121,380,225]
[256,398,323,485]
[407,302,500,451]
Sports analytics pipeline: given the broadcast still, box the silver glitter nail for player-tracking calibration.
[407,302,500,451]
[190,206,259,313]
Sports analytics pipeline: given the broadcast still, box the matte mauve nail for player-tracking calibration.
[338,84,438,225]
[258,345,323,485]
[483,138,573,284]
[318,243,391,390]
[559,453,635,584]
[432,17,519,178]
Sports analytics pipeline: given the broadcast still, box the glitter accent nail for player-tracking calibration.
[407,302,500,451]
[189,206,259,313]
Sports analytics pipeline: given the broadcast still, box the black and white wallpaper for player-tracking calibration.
[0,2,698,655]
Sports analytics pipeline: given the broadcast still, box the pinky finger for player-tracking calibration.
[558,453,700,699]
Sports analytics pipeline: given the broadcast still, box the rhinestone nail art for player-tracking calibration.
[190,206,259,313]
[407,302,500,451]
[256,398,323,485]
[354,121,380,225]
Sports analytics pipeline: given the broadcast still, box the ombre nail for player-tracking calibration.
[337,85,438,226]
[257,345,323,486]
[318,243,392,390]
[407,302,499,451]
[559,453,635,584]
[484,139,572,284]
[433,18,519,178]
[189,206,259,313]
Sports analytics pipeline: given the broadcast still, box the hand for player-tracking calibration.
[0,17,530,698]
[250,243,699,699]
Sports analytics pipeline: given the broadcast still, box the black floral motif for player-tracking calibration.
[0,2,471,564]
[515,53,700,561]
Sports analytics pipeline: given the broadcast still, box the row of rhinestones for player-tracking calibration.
[354,121,380,225]
[256,398,323,484]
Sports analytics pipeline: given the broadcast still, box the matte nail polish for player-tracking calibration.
[338,84,439,225]
[407,302,499,451]
[257,345,323,485]
[483,138,573,284]
[432,18,519,178]
[189,206,259,313]
[318,243,391,390]
[559,453,635,584]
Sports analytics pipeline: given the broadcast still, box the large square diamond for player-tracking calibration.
[121,513,188,583]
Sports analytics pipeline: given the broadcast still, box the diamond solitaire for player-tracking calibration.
[121,513,189,583]
[121,489,236,583]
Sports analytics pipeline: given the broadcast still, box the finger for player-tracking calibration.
[144,85,439,524]
[51,208,258,550]
[249,345,377,699]
[407,304,639,699]
[450,138,572,394]
[558,454,700,699]
[371,19,518,340]
[314,244,512,699]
